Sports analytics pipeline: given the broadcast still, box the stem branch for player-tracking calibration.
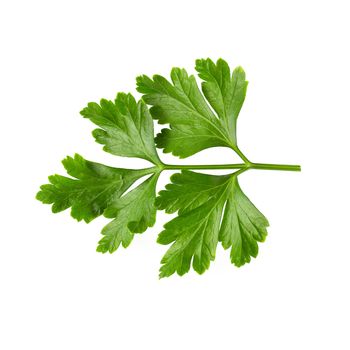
[251,163,301,172]
[162,163,301,172]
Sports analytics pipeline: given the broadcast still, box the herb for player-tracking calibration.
[37,58,300,277]
[156,170,269,277]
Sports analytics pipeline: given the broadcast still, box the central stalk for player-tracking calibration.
[162,163,301,172]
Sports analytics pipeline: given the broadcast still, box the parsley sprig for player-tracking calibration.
[37,58,300,277]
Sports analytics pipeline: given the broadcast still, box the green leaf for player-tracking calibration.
[37,153,159,251]
[156,171,269,278]
[80,93,161,165]
[218,179,269,267]
[97,173,159,253]
[37,59,300,277]
[36,154,156,223]
[136,58,248,158]
[195,58,248,141]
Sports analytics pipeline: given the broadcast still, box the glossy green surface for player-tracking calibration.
[37,58,300,277]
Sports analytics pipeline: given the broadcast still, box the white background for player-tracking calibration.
[1,0,349,349]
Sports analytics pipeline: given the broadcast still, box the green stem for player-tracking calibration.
[233,146,251,163]
[251,163,301,171]
[162,163,246,170]
[162,163,301,172]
